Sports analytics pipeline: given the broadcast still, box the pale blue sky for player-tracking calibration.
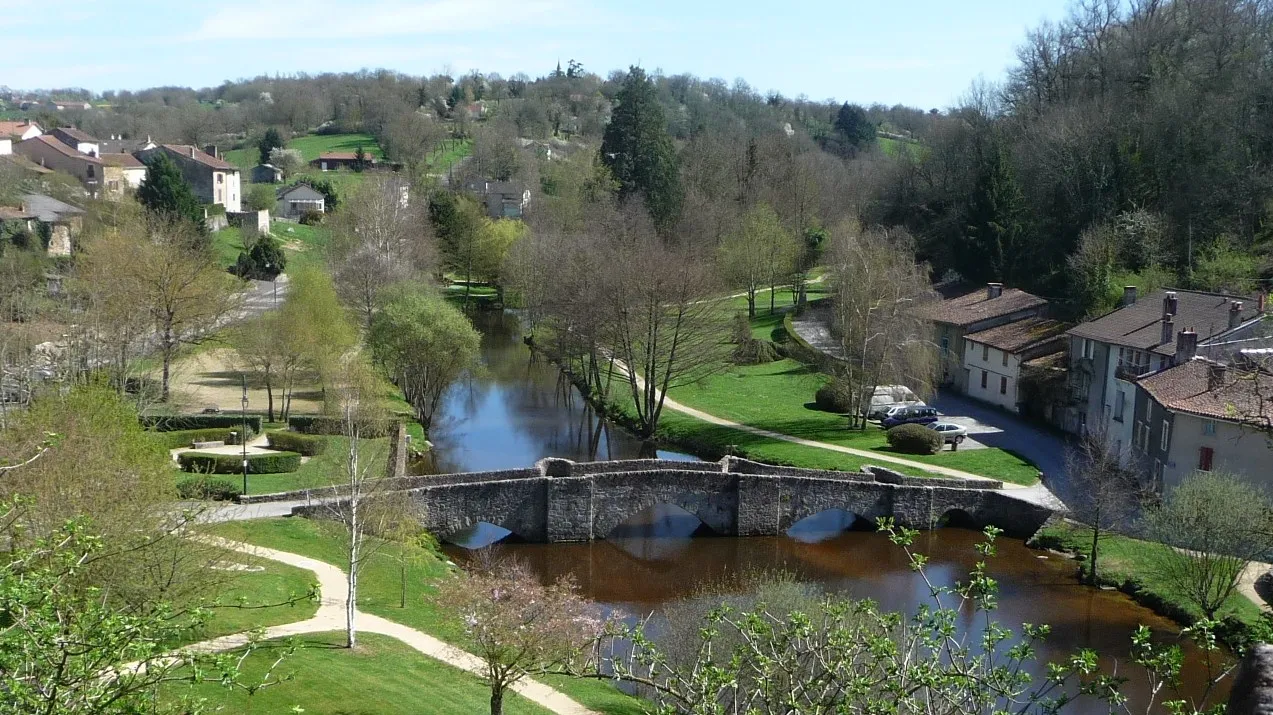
[1,0,1073,108]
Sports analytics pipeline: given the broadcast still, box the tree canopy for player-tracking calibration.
[136,151,205,233]
[600,66,682,231]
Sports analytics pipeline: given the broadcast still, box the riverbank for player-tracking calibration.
[1030,521,1268,648]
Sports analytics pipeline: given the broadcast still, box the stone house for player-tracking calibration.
[274,183,325,220]
[100,153,146,193]
[0,193,85,256]
[14,135,105,195]
[50,127,100,157]
[961,318,1068,412]
[1063,287,1260,458]
[914,283,1050,394]
[251,163,284,184]
[461,179,531,219]
[136,144,242,212]
[0,120,42,141]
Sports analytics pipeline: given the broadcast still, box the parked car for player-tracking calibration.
[927,422,967,444]
[866,385,924,420]
[881,402,928,421]
[881,406,940,428]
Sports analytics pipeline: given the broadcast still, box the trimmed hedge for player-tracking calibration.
[288,415,393,438]
[178,450,301,475]
[141,414,264,433]
[813,380,856,413]
[885,423,943,455]
[266,430,327,456]
[176,477,243,501]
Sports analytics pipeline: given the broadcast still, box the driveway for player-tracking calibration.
[931,391,1075,505]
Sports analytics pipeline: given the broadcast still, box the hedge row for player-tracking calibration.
[176,477,243,501]
[885,424,943,455]
[266,430,327,456]
[178,450,301,474]
[287,415,394,438]
[141,414,264,433]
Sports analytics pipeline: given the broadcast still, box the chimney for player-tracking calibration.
[1175,329,1198,364]
[203,144,218,159]
[987,282,1004,300]
[1163,291,1178,318]
[1122,286,1137,306]
[1161,315,1174,345]
[1207,362,1228,391]
[189,146,195,158]
[1229,301,1244,329]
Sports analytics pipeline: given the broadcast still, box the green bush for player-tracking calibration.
[266,430,327,456]
[178,450,301,474]
[885,424,943,455]
[176,477,243,501]
[288,415,393,438]
[141,414,264,433]
[299,209,324,225]
[813,380,856,413]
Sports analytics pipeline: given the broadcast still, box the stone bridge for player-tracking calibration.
[259,457,1062,543]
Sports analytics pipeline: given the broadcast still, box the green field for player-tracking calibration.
[203,518,646,715]
[165,632,555,715]
[169,549,318,647]
[428,138,472,173]
[224,133,384,172]
[210,221,328,271]
[879,136,926,160]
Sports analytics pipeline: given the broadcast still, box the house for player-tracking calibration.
[136,144,241,212]
[0,120,43,141]
[1132,347,1273,493]
[1063,287,1261,459]
[962,318,1068,412]
[14,135,105,195]
[0,194,85,256]
[461,179,531,219]
[274,183,325,220]
[311,152,376,171]
[50,127,100,157]
[914,283,1049,393]
[251,163,284,184]
[100,153,146,192]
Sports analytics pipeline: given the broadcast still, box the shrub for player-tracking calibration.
[299,209,324,226]
[288,415,393,438]
[886,424,943,455]
[176,477,243,501]
[266,430,327,456]
[178,450,301,474]
[813,380,856,413]
[140,414,264,433]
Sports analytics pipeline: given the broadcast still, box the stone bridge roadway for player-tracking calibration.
[251,457,1064,543]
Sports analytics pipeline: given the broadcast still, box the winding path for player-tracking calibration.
[188,535,596,715]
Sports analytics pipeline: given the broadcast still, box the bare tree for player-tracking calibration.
[1065,426,1142,584]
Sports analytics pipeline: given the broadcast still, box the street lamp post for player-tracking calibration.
[241,375,249,496]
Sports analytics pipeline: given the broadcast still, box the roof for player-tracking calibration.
[276,183,325,201]
[52,126,99,143]
[462,179,527,196]
[964,318,1069,353]
[0,154,53,174]
[99,152,143,168]
[1068,288,1260,356]
[315,152,374,161]
[19,135,103,164]
[0,120,39,137]
[156,144,237,171]
[1139,358,1273,427]
[914,287,1047,327]
[21,194,84,222]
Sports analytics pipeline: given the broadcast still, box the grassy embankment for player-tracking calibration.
[178,518,645,715]
[597,286,1039,485]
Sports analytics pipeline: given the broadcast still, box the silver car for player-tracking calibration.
[927,422,967,444]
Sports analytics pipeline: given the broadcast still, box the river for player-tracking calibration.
[429,310,1231,712]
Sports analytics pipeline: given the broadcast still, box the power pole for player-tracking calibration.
[241,374,249,496]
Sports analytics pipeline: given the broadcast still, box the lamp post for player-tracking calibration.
[241,375,249,496]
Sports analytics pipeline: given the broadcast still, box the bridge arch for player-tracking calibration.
[589,477,739,539]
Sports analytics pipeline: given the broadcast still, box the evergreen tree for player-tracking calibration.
[258,127,284,165]
[600,66,682,231]
[354,145,367,173]
[959,145,1030,285]
[136,151,205,234]
[828,103,876,157]
[232,234,287,280]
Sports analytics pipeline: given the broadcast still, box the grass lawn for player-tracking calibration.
[203,518,647,715]
[168,549,318,647]
[225,133,386,172]
[428,138,472,173]
[878,136,926,160]
[164,631,555,714]
[1032,521,1263,627]
[210,226,246,269]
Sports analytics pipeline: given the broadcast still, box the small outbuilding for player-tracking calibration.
[251,163,284,184]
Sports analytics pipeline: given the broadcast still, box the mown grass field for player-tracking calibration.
[201,518,646,715]
[167,550,318,647]
[223,132,384,171]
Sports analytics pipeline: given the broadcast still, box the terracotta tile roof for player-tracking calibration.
[1139,358,1273,427]
[316,152,373,161]
[99,152,143,168]
[914,287,1047,327]
[0,120,39,137]
[1068,288,1259,356]
[158,144,237,171]
[20,135,103,164]
[964,318,1069,353]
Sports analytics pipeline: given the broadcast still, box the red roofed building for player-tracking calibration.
[0,120,42,141]
[311,151,377,171]
[14,135,105,195]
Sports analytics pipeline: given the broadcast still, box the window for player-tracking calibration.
[940,336,949,355]
[1114,390,1125,423]
[1202,420,1216,436]
[1198,446,1214,472]
[86,165,94,178]
[982,344,989,361]
[1081,339,1096,359]
[980,370,988,389]
[217,174,223,184]
[1160,420,1170,451]
[1000,376,1008,395]
[1002,350,1009,367]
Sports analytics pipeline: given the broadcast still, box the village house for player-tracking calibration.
[0,193,85,256]
[100,152,146,192]
[461,179,531,219]
[914,283,1050,394]
[136,144,241,212]
[1063,287,1260,459]
[961,318,1068,412]
[14,135,105,195]
[0,120,43,141]
[274,183,325,220]
[50,127,101,157]
[311,152,375,171]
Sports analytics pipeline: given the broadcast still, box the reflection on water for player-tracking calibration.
[432,310,1231,713]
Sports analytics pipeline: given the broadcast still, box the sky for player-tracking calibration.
[0,0,1073,109]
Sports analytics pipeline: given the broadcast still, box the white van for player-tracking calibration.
[865,385,923,420]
